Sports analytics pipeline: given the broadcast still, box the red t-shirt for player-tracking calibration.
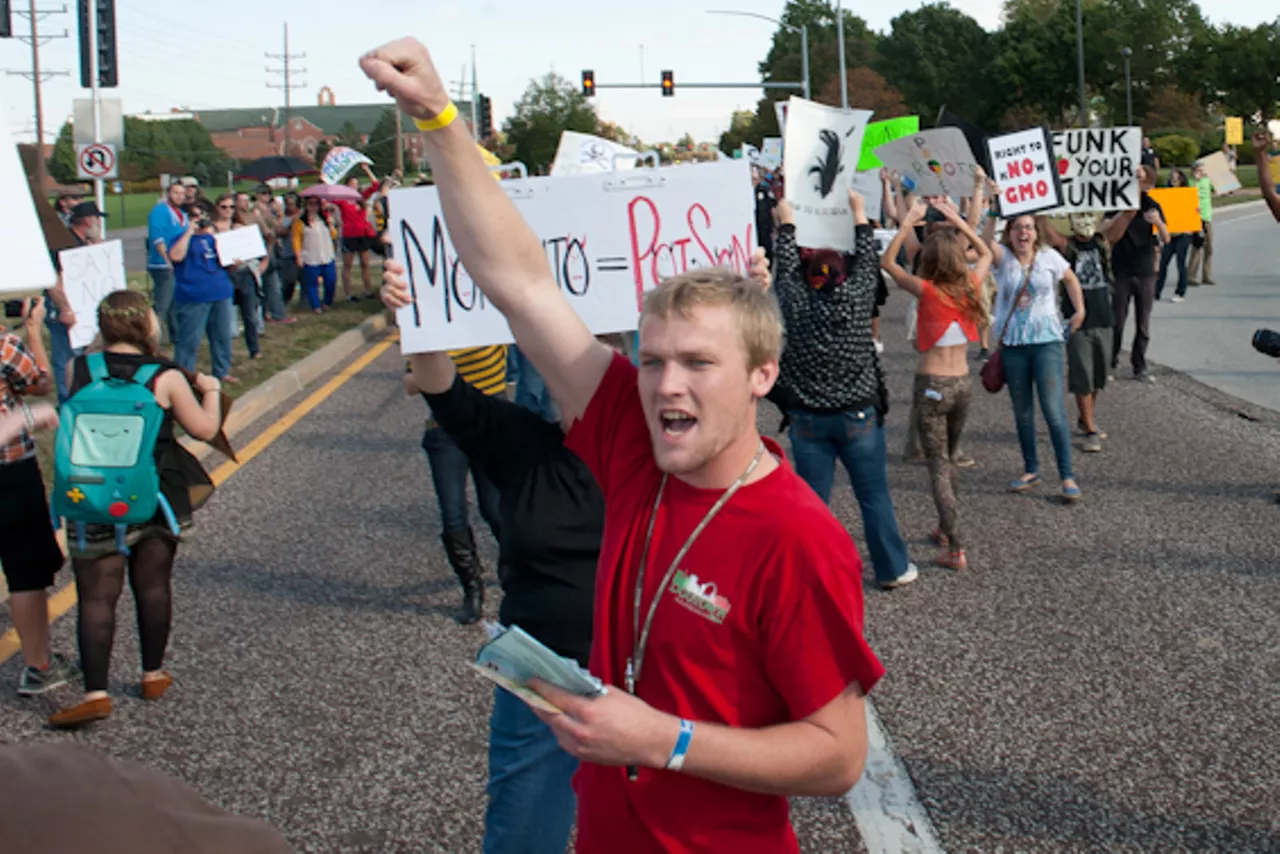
[565,354,884,853]
[336,181,379,239]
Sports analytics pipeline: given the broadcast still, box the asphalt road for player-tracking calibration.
[1,213,1278,851]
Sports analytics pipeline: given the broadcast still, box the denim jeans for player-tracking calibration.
[483,688,578,854]
[421,426,501,539]
[1157,234,1191,299]
[787,406,912,584]
[45,318,81,404]
[148,267,178,345]
[234,285,261,358]
[511,346,558,423]
[1001,341,1075,481]
[173,299,234,379]
[263,266,286,320]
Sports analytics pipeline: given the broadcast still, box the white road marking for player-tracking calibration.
[845,700,945,853]
[1215,210,1274,226]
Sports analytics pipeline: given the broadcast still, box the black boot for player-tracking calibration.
[441,528,485,625]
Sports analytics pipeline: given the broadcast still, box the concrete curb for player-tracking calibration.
[0,312,393,608]
[181,310,393,462]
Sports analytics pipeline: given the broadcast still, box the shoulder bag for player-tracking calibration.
[980,259,1035,394]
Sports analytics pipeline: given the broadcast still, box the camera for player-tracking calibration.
[3,298,28,319]
[1252,329,1280,358]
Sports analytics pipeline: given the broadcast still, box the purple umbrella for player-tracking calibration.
[300,183,362,202]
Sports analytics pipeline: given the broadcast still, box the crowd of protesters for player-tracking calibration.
[4,32,1280,853]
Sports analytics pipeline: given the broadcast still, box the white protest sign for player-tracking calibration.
[214,226,268,265]
[1198,151,1241,194]
[550,131,639,177]
[782,97,873,251]
[873,128,980,199]
[850,169,885,225]
[1048,127,1141,212]
[760,138,782,170]
[321,146,373,185]
[59,240,127,350]
[1,94,58,294]
[987,126,1063,217]
[388,160,756,353]
[741,143,761,164]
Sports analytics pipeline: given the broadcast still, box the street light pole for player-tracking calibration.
[705,10,809,101]
[836,0,848,109]
[1075,0,1087,127]
[1122,47,1133,125]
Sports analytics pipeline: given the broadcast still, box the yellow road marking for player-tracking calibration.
[0,334,398,666]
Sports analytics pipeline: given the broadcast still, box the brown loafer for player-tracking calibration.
[49,696,112,729]
[141,672,173,701]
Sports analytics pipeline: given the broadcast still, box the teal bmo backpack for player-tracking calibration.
[52,353,179,555]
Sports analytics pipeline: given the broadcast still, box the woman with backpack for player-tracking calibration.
[881,196,992,571]
[48,290,223,729]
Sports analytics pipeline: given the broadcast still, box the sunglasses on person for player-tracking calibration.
[218,203,234,210]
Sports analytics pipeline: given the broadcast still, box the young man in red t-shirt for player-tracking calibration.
[366,38,884,852]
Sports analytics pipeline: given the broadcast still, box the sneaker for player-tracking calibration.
[951,452,977,469]
[1082,432,1103,453]
[1076,420,1107,440]
[1171,296,1185,303]
[879,563,919,590]
[874,339,885,354]
[1203,279,1216,285]
[1135,371,1156,384]
[18,653,79,697]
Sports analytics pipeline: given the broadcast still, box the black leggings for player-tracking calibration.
[72,537,177,693]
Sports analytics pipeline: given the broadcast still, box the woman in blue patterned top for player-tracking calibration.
[989,214,1085,502]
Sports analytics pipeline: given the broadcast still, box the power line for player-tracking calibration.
[264,22,305,157]
[3,2,69,172]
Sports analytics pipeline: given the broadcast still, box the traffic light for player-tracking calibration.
[477,94,493,139]
[582,70,595,97]
[77,0,118,88]
[662,70,674,97]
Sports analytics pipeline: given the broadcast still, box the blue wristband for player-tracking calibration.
[665,719,695,771]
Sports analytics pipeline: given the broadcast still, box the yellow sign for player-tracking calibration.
[1147,187,1202,235]
[1225,117,1243,146]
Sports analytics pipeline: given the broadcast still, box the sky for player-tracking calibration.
[1,0,1276,147]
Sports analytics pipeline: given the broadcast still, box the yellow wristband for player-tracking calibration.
[414,102,458,133]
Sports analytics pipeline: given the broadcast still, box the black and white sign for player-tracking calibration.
[77,143,118,180]
[987,126,1062,217]
[782,97,873,251]
[1048,127,1141,213]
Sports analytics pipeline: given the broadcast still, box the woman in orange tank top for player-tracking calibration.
[881,197,991,570]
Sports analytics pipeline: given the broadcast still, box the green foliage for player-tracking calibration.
[1152,134,1199,167]
[336,121,364,149]
[501,72,598,174]
[314,139,333,169]
[48,122,77,184]
[718,110,757,157]
[363,109,404,177]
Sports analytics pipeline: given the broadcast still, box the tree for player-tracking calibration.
[1141,86,1210,133]
[817,67,909,117]
[364,108,405,176]
[876,4,999,127]
[314,139,333,169]
[48,122,76,184]
[718,110,757,156]
[336,120,364,149]
[501,72,597,174]
[1211,23,1280,120]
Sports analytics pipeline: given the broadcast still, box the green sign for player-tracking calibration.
[858,116,920,172]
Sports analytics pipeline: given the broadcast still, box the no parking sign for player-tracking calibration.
[76,142,118,180]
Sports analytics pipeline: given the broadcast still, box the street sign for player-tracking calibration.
[73,97,124,148]
[77,142,118,180]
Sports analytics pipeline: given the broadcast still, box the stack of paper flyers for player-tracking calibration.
[472,624,605,714]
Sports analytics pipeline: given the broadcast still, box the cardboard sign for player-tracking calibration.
[1048,127,1141,213]
[550,131,639,177]
[987,127,1063,217]
[214,226,268,265]
[1224,117,1243,147]
[320,146,372,185]
[388,160,755,353]
[1198,151,1241,194]
[759,138,782,171]
[1147,187,1202,234]
[858,116,919,172]
[59,240,127,350]
[782,97,873,251]
[873,128,981,199]
[2,91,59,295]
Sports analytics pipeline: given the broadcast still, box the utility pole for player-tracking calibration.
[4,1,69,189]
[836,0,848,109]
[265,23,306,158]
[394,106,403,174]
[470,45,479,142]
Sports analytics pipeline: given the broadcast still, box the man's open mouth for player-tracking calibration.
[660,409,697,437]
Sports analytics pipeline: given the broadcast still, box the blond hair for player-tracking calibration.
[640,268,782,370]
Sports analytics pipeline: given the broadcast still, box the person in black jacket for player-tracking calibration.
[402,345,605,854]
